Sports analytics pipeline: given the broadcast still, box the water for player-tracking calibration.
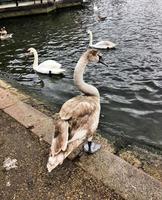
[0,0,162,149]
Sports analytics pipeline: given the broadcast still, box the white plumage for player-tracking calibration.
[27,48,65,75]
[0,33,13,41]
[87,30,116,49]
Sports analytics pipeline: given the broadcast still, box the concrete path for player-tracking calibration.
[0,110,122,200]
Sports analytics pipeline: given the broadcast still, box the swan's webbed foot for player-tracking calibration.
[49,71,52,77]
[84,141,101,154]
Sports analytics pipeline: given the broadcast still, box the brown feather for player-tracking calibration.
[60,95,100,139]
[51,119,69,155]
[47,49,102,172]
[60,96,99,120]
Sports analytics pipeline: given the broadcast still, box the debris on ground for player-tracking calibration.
[3,157,18,171]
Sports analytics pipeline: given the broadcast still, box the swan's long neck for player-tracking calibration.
[32,50,39,69]
[89,31,93,46]
[74,52,100,97]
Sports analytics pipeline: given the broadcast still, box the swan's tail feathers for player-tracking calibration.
[47,129,87,172]
[47,119,69,173]
[50,119,69,157]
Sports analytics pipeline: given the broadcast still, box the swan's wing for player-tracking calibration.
[37,60,65,74]
[51,119,69,155]
[91,44,107,49]
[39,60,62,69]
[95,40,116,49]
[59,96,99,120]
[47,96,100,172]
[50,96,98,159]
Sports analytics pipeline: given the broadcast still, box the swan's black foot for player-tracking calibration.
[49,71,52,77]
[84,141,101,154]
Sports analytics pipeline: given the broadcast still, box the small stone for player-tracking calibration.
[6,181,11,187]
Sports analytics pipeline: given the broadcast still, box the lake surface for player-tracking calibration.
[0,0,162,149]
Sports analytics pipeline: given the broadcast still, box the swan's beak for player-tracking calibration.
[98,55,108,67]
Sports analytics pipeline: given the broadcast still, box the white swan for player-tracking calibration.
[27,48,65,75]
[87,30,116,49]
[0,33,13,41]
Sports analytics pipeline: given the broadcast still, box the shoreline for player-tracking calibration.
[0,79,162,199]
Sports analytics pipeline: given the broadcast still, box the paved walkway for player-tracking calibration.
[0,110,123,200]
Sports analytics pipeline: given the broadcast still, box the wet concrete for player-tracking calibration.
[0,110,123,200]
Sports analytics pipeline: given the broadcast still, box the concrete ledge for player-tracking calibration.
[78,149,162,200]
[0,87,18,109]
[0,81,162,200]
[4,101,54,143]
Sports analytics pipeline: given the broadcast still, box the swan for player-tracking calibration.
[93,4,107,21]
[27,48,65,75]
[87,30,116,49]
[0,27,13,41]
[1,27,7,35]
[47,49,108,172]
[0,33,13,41]
[96,15,107,22]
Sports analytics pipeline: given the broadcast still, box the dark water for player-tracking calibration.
[1,0,162,148]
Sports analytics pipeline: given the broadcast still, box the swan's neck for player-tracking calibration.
[89,31,93,46]
[74,52,100,97]
[32,50,38,69]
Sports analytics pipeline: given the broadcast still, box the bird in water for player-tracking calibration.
[47,49,108,172]
[96,15,107,21]
[87,30,116,50]
[93,3,107,22]
[27,48,65,75]
[0,27,13,41]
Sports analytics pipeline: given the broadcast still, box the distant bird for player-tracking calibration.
[96,15,107,21]
[0,27,13,40]
[87,30,116,49]
[0,33,13,41]
[27,48,65,75]
[47,49,108,172]
[1,27,7,35]
[93,3,107,22]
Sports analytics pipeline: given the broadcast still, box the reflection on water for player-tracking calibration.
[0,0,162,148]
